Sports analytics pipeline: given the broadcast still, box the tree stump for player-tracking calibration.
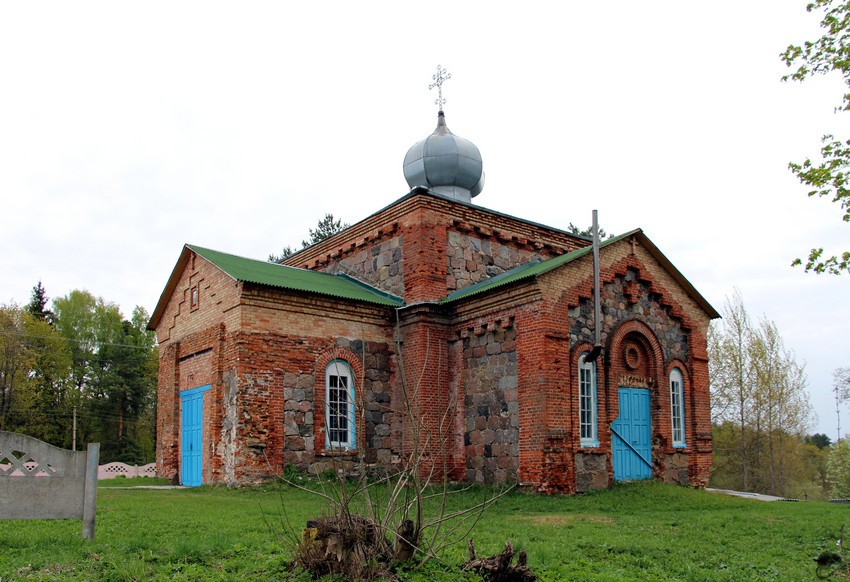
[464,538,537,581]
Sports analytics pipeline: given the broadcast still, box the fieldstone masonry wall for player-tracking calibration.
[569,268,688,359]
[463,328,519,485]
[283,372,315,467]
[446,231,553,293]
[574,452,608,493]
[342,339,394,464]
[323,236,404,297]
[663,452,690,486]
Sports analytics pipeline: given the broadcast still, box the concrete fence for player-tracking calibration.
[0,431,100,540]
[97,462,157,480]
[3,460,157,480]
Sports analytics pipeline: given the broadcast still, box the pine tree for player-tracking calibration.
[269,213,349,262]
[25,280,54,324]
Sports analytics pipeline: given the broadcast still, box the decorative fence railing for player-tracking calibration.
[97,461,157,480]
[0,431,100,540]
[1,460,156,480]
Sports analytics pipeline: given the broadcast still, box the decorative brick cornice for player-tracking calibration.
[284,191,586,272]
[453,316,515,341]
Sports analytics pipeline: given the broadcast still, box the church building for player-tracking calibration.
[149,78,717,492]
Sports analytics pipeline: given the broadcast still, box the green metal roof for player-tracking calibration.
[441,230,639,304]
[188,245,404,307]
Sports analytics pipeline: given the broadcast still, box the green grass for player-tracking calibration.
[97,476,173,488]
[0,481,846,580]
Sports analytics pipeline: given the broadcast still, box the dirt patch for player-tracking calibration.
[518,514,615,526]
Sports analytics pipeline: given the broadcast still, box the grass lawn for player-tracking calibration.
[0,479,847,580]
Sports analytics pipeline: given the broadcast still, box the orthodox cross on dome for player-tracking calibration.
[429,65,451,111]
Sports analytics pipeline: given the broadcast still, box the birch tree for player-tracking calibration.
[709,291,814,495]
[709,290,758,490]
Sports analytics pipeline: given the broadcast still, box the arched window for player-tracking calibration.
[325,359,356,450]
[670,368,686,448]
[579,353,598,447]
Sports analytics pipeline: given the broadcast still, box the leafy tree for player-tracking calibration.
[52,290,146,457]
[20,312,72,445]
[781,0,850,275]
[709,290,758,488]
[800,439,830,494]
[709,290,814,495]
[0,304,71,441]
[269,213,349,262]
[0,292,158,460]
[828,439,850,498]
[0,305,34,430]
[53,291,123,410]
[836,366,850,401]
[90,309,158,463]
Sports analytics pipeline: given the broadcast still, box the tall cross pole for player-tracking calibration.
[429,65,451,111]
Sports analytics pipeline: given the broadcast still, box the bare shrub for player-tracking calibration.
[274,321,514,580]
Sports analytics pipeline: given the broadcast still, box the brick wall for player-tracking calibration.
[154,250,242,345]
[396,304,461,480]
[155,322,231,485]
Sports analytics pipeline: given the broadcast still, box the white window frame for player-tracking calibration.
[325,359,356,450]
[670,367,686,448]
[579,353,598,448]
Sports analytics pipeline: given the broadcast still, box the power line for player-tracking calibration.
[0,329,157,351]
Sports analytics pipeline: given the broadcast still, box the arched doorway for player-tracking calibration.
[609,328,661,482]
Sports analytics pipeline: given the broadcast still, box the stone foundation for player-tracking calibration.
[575,452,608,493]
[663,452,690,486]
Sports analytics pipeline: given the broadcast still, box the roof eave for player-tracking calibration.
[148,245,193,330]
[632,231,721,319]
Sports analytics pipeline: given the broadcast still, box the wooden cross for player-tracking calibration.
[630,236,638,255]
[429,65,451,110]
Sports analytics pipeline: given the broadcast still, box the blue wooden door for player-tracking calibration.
[180,385,209,487]
[612,387,652,481]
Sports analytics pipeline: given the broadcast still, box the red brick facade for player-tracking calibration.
[151,189,716,491]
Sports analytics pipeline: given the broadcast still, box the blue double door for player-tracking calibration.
[180,385,210,487]
[612,387,652,481]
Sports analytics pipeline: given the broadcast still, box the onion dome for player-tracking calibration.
[403,111,484,203]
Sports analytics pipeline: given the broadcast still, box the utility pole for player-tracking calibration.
[835,382,842,445]
[586,209,603,363]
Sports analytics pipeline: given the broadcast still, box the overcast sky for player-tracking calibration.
[1,1,847,438]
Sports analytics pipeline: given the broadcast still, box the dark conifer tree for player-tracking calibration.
[25,280,54,324]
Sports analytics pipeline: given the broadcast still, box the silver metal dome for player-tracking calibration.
[403,111,484,203]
